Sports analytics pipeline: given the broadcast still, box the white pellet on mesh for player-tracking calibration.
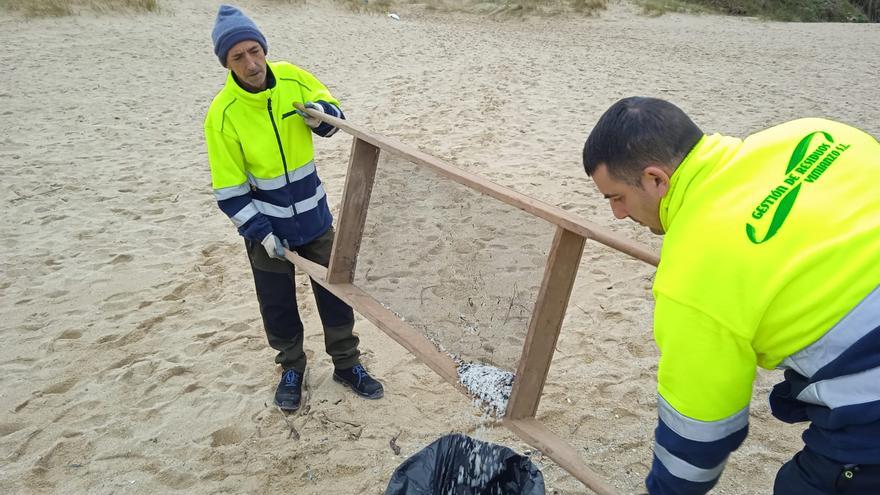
[457,362,514,417]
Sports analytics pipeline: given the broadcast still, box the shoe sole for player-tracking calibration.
[273,399,301,412]
[332,375,384,400]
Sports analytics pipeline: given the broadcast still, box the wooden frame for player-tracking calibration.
[289,104,659,494]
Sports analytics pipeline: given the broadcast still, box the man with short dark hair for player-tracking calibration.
[582,96,880,494]
[204,4,383,413]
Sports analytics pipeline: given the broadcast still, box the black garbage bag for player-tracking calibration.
[385,433,545,495]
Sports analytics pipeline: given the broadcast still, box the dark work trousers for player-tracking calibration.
[246,227,360,373]
[775,446,880,494]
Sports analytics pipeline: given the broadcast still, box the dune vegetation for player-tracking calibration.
[1,0,875,23]
[337,0,877,21]
[639,0,876,21]
[0,0,158,16]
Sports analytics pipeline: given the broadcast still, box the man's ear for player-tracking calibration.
[641,165,671,198]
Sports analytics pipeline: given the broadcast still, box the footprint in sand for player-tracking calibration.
[162,282,191,302]
[0,422,25,437]
[209,426,244,447]
[181,382,201,394]
[156,467,197,489]
[58,330,82,340]
[224,322,250,334]
[40,214,69,225]
[109,254,133,264]
[96,334,119,345]
[33,438,94,472]
[156,214,185,224]
[43,377,78,394]
[156,365,190,383]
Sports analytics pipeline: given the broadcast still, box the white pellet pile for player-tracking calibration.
[457,362,515,417]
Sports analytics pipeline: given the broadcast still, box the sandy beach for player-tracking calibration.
[1,1,878,493]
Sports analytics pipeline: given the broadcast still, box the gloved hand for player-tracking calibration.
[261,233,286,259]
[295,101,325,128]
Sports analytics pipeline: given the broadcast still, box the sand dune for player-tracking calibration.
[1,1,878,493]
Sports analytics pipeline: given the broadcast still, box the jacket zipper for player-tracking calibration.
[267,98,297,215]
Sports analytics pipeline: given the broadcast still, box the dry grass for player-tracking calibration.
[333,0,395,13]
[263,0,393,15]
[430,0,607,16]
[333,0,874,20]
[637,0,873,21]
[0,0,158,17]
[638,0,713,16]
[327,0,606,16]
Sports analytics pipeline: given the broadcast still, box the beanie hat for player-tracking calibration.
[212,5,268,67]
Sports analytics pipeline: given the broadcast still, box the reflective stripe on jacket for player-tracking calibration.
[204,61,343,246]
[646,119,880,494]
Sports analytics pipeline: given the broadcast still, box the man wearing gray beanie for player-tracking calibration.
[204,4,384,412]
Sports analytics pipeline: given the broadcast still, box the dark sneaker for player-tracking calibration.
[274,369,303,411]
[333,364,384,399]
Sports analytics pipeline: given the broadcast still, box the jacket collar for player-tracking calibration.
[659,133,743,232]
[224,62,277,106]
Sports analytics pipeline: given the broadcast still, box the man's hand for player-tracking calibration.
[261,233,286,259]
[295,101,325,128]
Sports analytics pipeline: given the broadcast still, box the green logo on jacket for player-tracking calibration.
[746,131,851,244]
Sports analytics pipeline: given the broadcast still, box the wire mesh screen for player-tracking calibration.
[352,153,556,372]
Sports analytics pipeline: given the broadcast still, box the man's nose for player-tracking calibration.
[610,202,627,219]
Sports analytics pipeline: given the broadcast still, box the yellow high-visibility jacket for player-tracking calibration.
[647,119,880,494]
[204,61,342,246]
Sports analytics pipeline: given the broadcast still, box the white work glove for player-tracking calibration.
[295,101,325,128]
[261,233,286,260]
